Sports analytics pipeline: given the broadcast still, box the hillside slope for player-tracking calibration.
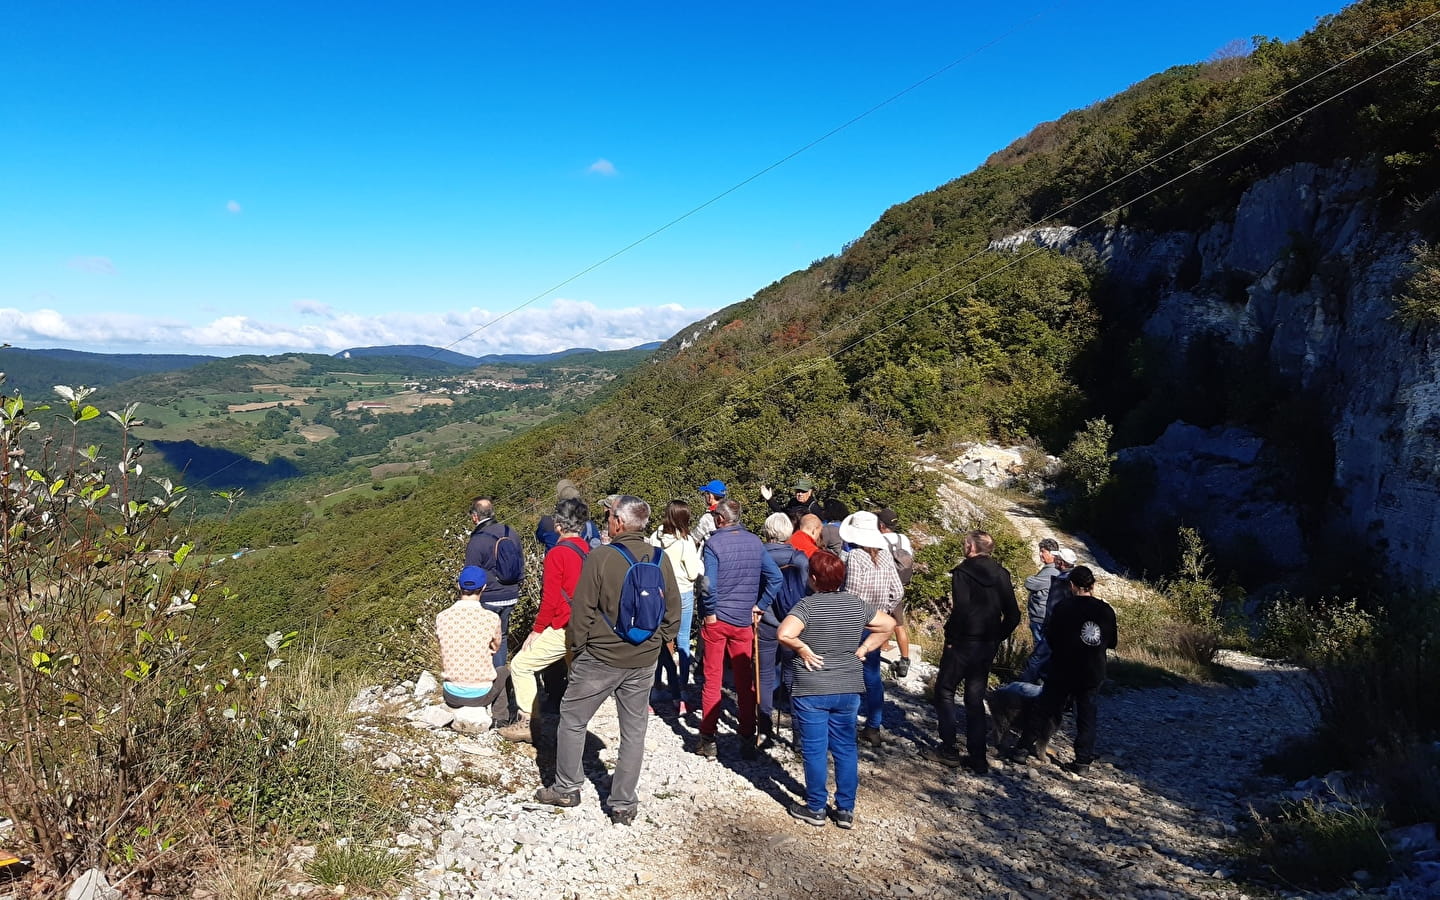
[214,0,1440,670]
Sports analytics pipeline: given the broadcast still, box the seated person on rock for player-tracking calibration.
[436,565,511,710]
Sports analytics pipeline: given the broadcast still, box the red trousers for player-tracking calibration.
[700,619,756,738]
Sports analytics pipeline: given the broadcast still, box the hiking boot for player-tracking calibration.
[497,714,533,744]
[695,735,717,759]
[830,808,855,830]
[859,727,883,747]
[534,786,580,808]
[919,744,963,768]
[608,807,637,826]
[787,802,826,827]
[740,736,758,760]
[892,657,911,678]
[1063,760,1091,777]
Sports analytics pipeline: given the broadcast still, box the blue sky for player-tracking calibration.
[1,1,1344,356]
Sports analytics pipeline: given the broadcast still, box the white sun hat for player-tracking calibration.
[838,511,889,550]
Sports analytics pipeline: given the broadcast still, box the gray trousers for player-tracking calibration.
[553,650,655,812]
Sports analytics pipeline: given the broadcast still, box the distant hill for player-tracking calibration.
[0,346,216,398]
[334,345,480,367]
[336,341,666,367]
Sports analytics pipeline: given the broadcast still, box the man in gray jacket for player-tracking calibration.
[534,495,681,825]
[1019,542,1074,684]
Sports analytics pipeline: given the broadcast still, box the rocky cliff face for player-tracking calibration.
[995,161,1435,586]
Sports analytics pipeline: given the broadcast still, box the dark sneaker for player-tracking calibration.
[609,807,637,826]
[892,657,911,678]
[831,808,855,830]
[534,786,580,808]
[740,736,758,760]
[961,756,991,776]
[919,745,963,768]
[788,802,826,827]
[695,735,717,759]
[1063,760,1091,777]
[859,727,883,747]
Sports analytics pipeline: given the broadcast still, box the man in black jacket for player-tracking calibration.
[1011,565,1118,775]
[760,476,824,526]
[921,530,1020,774]
[464,497,524,670]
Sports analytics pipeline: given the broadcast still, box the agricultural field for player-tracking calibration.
[95,349,649,516]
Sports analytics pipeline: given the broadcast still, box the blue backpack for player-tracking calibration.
[601,544,668,644]
[482,524,524,585]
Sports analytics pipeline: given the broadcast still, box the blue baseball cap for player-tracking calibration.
[458,565,487,592]
[697,479,727,497]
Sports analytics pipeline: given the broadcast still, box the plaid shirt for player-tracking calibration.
[845,547,903,614]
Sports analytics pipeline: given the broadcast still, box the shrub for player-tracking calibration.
[1393,242,1440,327]
[0,383,379,888]
[1255,595,1374,663]
[305,843,411,894]
[1250,799,1393,890]
[1060,417,1115,512]
[1370,741,1440,828]
[1301,596,1440,770]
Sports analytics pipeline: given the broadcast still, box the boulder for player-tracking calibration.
[451,706,493,734]
[414,671,439,698]
[410,704,456,729]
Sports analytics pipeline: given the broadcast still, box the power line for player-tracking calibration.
[430,2,1071,359]
[315,23,1440,619]
[474,11,1440,520]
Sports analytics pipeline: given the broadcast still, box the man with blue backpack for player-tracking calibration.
[464,497,525,672]
[760,512,809,740]
[535,495,681,826]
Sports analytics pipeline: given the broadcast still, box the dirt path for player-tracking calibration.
[372,475,1314,900]
[373,648,1309,900]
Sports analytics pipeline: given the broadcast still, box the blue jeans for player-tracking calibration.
[484,603,513,669]
[861,644,884,729]
[655,591,694,698]
[792,693,861,812]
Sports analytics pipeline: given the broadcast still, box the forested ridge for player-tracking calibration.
[214,0,1440,673]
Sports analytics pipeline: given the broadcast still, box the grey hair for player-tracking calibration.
[554,498,590,535]
[610,495,651,532]
[762,512,794,542]
[714,498,742,526]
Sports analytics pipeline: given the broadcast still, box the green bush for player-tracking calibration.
[0,383,382,887]
[1306,597,1440,770]
[1255,596,1374,663]
[305,843,412,894]
[1250,799,1393,890]
[1393,242,1440,327]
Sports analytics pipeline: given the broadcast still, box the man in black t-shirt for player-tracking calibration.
[1010,565,1117,775]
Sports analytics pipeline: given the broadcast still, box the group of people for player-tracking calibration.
[434,477,1117,829]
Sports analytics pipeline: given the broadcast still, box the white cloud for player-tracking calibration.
[66,256,116,275]
[226,200,242,214]
[0,298,713,357]
[586,158,618,177]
